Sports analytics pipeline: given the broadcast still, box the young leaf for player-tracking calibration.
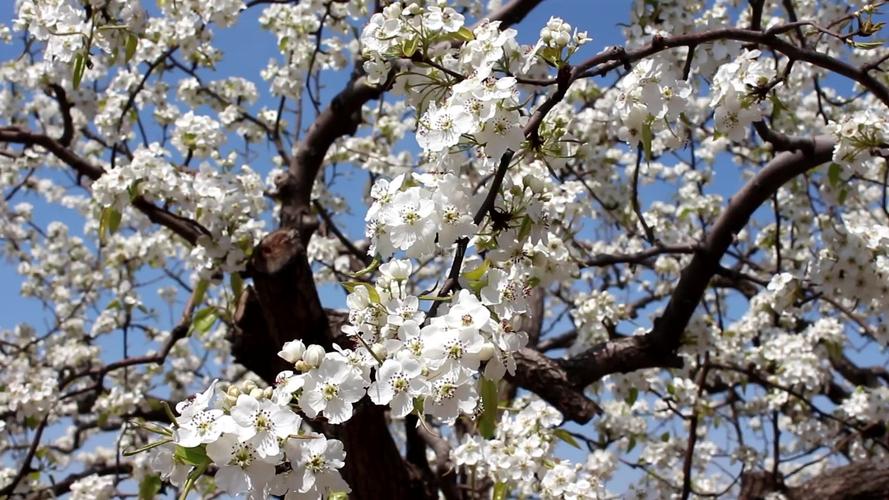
[193,279,209,306]
[402,37,419,58]
[453,26,475,42]
[191,308,218,334]
[641,121,653,161]
[174,445,211,467]
[626,387,639,406]
[552,428,580,449]
[99,207,122,241]
[478,377,499,439]
[492,482,509,500]
[125,33,139,63]
[827,163,842,188]
[462,260,489,281]
[342,281,381,304]
[139,474,163,500]
[72,52,86,89]
[230,272,244,299]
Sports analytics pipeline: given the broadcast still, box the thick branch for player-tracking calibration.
[510,348,602,423]
[740,461,889,500]
[0,127,208,245]
[563,137,834,388]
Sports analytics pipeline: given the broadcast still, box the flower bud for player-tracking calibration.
[294,360,311,372]
[478,342,496,361]
[371,342,388,360]
[541,27,552,42]
[303,344,326,368]
[249,387,264,400]
[523,173,544,193]
[278,339,306,364]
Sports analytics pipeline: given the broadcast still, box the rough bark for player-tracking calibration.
[740,461,889,500]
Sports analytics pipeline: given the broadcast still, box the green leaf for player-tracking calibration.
[230,272,244,299]
[516,215,533,242]
[453,26,475,42]
[552,428,580,449]
[342,281,380,304]
[417,294,453,301]
[329,493,349,500]
[127,179,145,201]
[625,387,639,406]
[174,445,211,467]
[125,33,139,63]
[193,279,209,306]
[402,37,418,58]
[191,308,218,334]
[641,121,653,161]
[660,432,670,442]
[768,93,786,120]
[492,482,509,500]
[139,474,162,500]
[25,415,39,429]
[99,207,122,241]
[828,163,842,188]
[108,207,122,234]
[462,260,489,281]
[626,436,637,452]
[838,187,848,204]
[849,39,886,50]
[412,397,424,415]
[478,377,498,439]
[72,52,86,89]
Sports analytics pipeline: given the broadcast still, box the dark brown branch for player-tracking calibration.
[582,245,698,267]
[0,413,49,497]
[573,28,889,108]
[485,0,545,28]
[0,127,209,245]
[49,84,74,147]
[509,348,602,424]
[560,136,834,390]
[740,461,889,500]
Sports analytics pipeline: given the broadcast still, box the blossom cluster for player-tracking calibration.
[151,380,349,498]
[90,143,266,276]
[453,397,609,499]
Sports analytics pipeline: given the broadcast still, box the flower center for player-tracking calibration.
[322,383,340,401]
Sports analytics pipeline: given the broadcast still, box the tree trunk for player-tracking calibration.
[231,229,426,499]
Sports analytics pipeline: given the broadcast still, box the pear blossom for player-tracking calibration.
[229,394,301,457]
[299,354,368,424]
[368,356,427,418]
[206,434,278,495]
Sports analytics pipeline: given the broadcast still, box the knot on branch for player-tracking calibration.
[251,228,304,275]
